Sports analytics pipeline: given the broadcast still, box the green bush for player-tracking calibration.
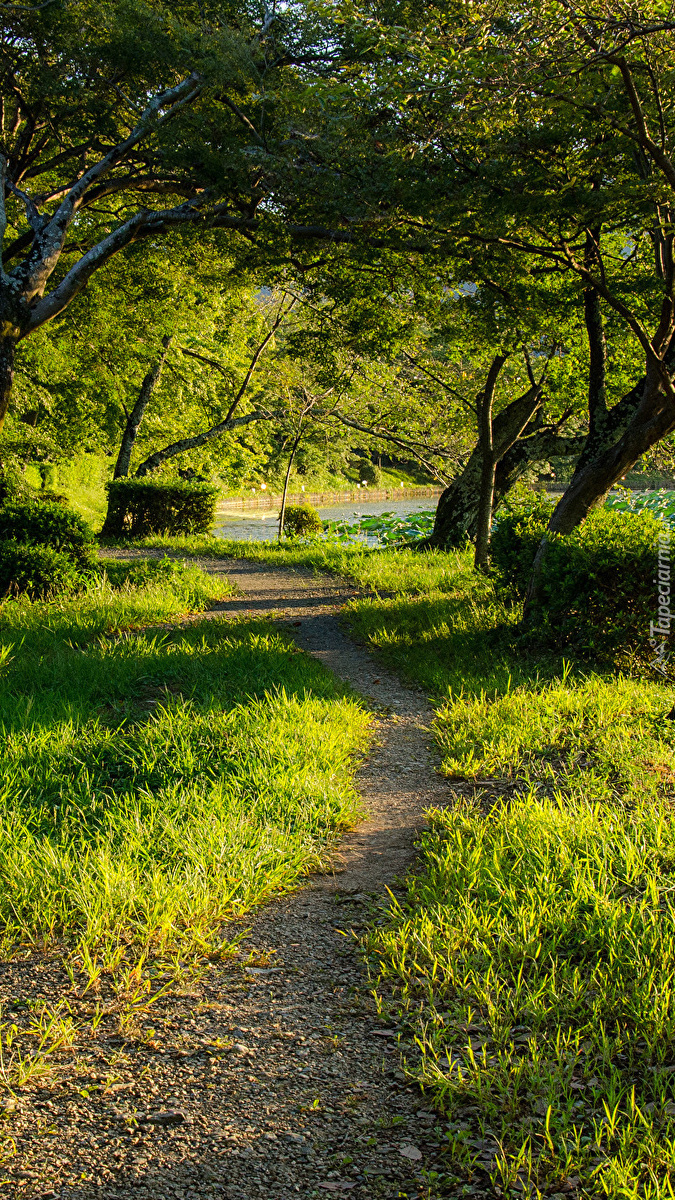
[354,459,382,487]
[103,478,219,538]
[491,490,663,663]
[0,499,96,568]
[490,489,555,594]
[0,540,83,599]
[281,503,324,537]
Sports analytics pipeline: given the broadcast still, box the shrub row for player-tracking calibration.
[0,498,96,599]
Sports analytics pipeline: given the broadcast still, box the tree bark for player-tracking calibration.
[523,314,673,616]
[427,379,544,549]
[133,409,278,477]
[133,298,293,478]
[113,335,172,480]
[0,333,17,434]
[474,355,506,571]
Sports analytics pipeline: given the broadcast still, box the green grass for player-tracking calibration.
[0,557,226,652]
[350,562,675,1197]
[123,533,470,596]
[198,536,675,1198]
[370,777,675,1199]
[0,561,368,983]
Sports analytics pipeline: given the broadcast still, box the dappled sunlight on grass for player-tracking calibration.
[0,570,369,974]
[127,532,474,595]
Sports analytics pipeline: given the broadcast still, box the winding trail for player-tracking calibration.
[3,557,452,1200]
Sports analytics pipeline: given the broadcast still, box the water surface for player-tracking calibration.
[213,497,437,542]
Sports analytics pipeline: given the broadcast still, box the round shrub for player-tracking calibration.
[355,459,382,487]
[0,540,83,599]
[0,499,96,568]
[281,504,323,537]
[491,488,665,664]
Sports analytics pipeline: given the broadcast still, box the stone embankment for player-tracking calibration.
[217,486,443,512]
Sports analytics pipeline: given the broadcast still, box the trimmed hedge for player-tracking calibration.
[0,540,83,599]
[0,499,96,568]
[282,503,323,536]
[491,490,663,664]
[104,478,219,538]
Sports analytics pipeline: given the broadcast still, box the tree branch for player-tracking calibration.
[134,409,280,477]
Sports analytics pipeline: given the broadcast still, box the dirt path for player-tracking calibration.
[2,557,452,1200]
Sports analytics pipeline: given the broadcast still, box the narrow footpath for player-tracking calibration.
[4,558,452,1200]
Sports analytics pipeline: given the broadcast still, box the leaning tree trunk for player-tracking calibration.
[523,279,671,617]
[100,336,173,537]
[113,335,172,480]
[523,367,673,620]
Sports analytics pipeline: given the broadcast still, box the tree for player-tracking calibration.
[132,292,296,477]
[292,0,675,551]
[0,0,373,435]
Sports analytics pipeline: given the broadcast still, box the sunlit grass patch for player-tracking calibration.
[126,533,472,596]
[0,566,369,995]
[0,558,228,652]
[435,672,675,801]
[369,783,675,1198]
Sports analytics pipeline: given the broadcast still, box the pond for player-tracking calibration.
[213,496,438,542]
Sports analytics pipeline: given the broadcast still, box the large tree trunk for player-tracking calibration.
[113,335,172,480]
[537,368,671,536]
[427,381,543,549]
[523,284,666,616]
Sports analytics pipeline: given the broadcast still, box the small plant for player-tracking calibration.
[103,478,218,538]
[281,503,323,537]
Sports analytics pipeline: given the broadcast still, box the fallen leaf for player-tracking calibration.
[399,1144,423,1161]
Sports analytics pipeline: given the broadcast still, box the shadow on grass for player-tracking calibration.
[0,616,356,735]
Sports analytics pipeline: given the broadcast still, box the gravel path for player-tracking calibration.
[1,556,452,1200]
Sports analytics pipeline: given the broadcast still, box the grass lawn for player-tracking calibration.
[0,559,369,991]
[148,534,675,1199]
